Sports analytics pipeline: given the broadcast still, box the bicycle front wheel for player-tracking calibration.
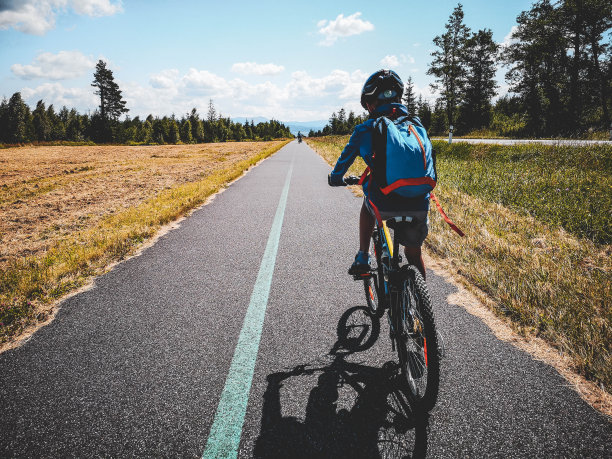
[395,265,440,411]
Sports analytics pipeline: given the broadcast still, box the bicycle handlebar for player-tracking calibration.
[328,174,360,186]
[343,175,360,186]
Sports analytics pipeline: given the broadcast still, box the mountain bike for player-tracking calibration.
[342,175,440,412]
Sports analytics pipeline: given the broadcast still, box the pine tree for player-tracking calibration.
[231,122,246,141]
[188,108,204,142]
[32,100,50,141]
[502,1,567,135]
[91,60,128,121]
[47,104,66,140]
[206,99,217,122]
[579,0,612,127]
[402,76,418,115]
[66,109,83,141]
[168,117,180,144]
[0,98,8,143]
[430,99,448,135]
[140,120,153,143]
[338,108,348,134]
[152,118,165,144]
[7,92,30,143]
[181,119,193,143]
[460,29,499,132]
[427,3,470,131]
[416,96,433,131]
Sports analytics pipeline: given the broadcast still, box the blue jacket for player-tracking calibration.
[330,103,430,212]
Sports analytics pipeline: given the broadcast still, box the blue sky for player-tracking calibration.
[0,0,535,121]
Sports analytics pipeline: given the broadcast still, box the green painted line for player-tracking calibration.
[202,160,293,459]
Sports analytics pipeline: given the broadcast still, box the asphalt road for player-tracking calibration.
[1,141,610,458]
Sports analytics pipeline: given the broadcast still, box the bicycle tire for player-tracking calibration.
[395,265,440,411]
[364,233,385,318]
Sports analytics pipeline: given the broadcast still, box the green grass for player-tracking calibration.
[307,136,611,390]
[433,141,612,244]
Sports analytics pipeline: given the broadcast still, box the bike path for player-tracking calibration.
[0,141,610,458]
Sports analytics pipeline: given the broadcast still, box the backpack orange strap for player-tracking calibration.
[408,124,427,170]
[430,192,465,237]
[360,166,464,237]
[358,166,370,185]
[380,177,437,195]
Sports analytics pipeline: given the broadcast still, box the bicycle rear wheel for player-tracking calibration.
[364,233,385,318]
[395,265,440,411]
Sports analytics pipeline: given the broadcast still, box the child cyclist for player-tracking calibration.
[328,69,430,279]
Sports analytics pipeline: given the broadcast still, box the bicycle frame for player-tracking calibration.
[373,216,414,293]
[362,217,415,349]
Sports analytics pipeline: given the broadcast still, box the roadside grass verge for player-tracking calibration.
[0,140,290,345]
[432,141,611,244]
[307,136,611,390]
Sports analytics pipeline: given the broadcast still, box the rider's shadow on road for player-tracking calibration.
[254,306,429,459]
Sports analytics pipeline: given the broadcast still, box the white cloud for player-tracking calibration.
[0,2,55,35]
[17,67,374,121]
[70,0,123,16]
[11,51,96,80]
[380,55,399,68]
[231,62,285,76]
[136,68,370,119]
[379,54,416,69]
[286,69,367,101]
[0,0,122,35]
[501,25,519,48]
[412,80,438,101]
[21,82,98,108]
[317,12,374,46]
[181,68,234,97]
[149,69,180,89]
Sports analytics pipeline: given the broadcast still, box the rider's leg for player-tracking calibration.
[348,202,376,274]
[359,201,375,252]
[404,246,426,280]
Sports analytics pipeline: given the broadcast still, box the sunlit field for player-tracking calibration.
[0,141,290,344]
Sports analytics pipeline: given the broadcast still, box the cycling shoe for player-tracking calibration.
[348,250,370,275]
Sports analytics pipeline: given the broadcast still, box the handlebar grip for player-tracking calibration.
[343,176,360,186]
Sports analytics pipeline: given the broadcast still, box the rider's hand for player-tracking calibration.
[328,173,345,186]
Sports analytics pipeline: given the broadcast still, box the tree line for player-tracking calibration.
[314,0,611,138]
[0,60,292,145]
[307,108,369,137]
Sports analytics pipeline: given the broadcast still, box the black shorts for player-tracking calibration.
[364,198,429,248]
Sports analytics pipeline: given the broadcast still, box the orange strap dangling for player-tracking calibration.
[430,192,465,237]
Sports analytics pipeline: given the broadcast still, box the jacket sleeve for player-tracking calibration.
[329,128,364,184]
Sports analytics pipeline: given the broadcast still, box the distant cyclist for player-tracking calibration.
[297,131,303,143]
[327,70,430,279]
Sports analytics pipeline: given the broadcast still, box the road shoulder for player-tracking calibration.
[424,252,612,418]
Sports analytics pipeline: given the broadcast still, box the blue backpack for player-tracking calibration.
[368,115,437,198]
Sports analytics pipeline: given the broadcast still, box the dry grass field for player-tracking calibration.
[0,141,289,344]
[1,142,283,265]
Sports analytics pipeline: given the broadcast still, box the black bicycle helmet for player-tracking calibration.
[360,69,404,109]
